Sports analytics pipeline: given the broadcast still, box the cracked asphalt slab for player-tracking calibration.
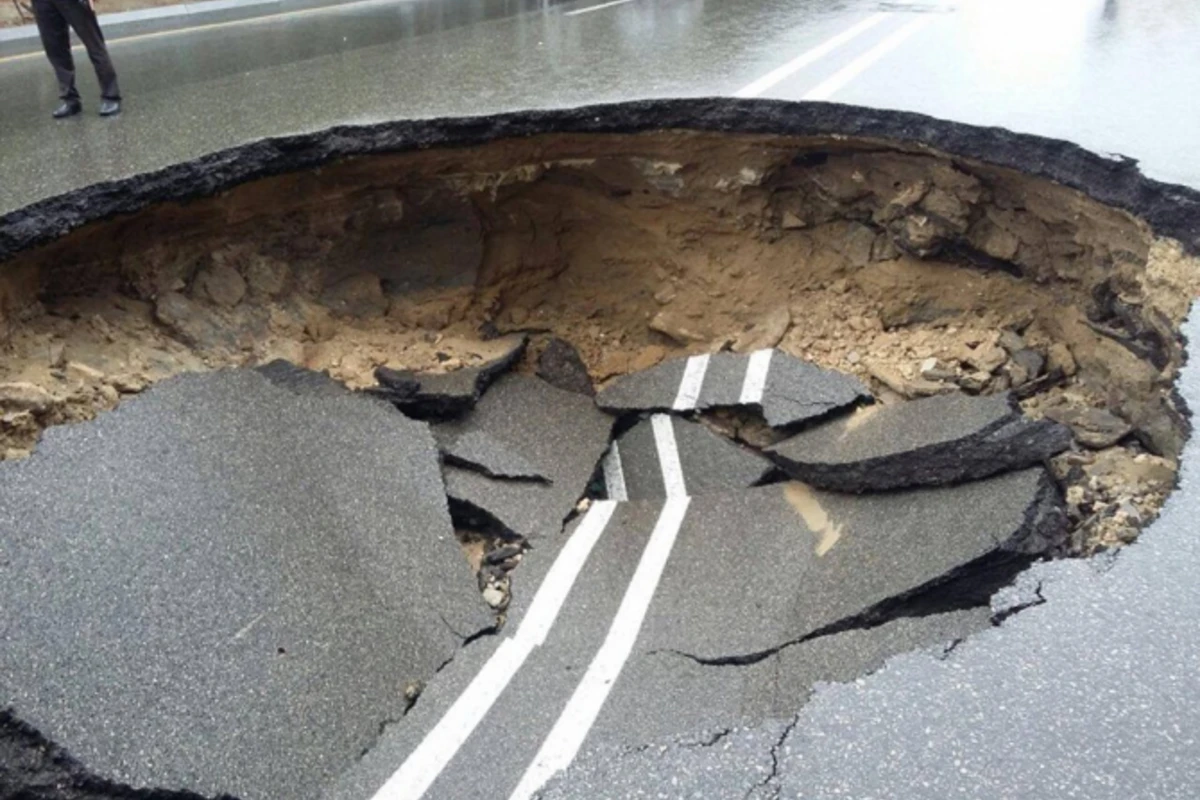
[437,374,613,540]
[767,391,1073,491]
[597,349,870,427]
[539,316,1200,800]
[605,415,772,501]
[0,369,490,800]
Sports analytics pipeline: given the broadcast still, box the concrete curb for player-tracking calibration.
[0,0,368,58]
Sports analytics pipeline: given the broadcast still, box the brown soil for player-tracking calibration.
[1,131,1196,552]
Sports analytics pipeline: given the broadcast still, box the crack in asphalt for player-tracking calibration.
[743,714,801,800]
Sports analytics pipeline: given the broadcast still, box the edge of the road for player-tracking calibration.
[0,0,377,58]
[3,98,1200,262]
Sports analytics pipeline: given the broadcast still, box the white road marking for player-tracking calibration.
[671,354,710,411]
[564,0,635,17]
[802,17,932,101]
[368,500,619,800]
[508,494,692,800]
[650,414,687,499]
[734,13,889,98]
[739,348,774,405]
[602,442,629,502]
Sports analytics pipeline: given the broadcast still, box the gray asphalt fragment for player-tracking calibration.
[606,415,772,500]
[0,370,490,800]
[435,426,550,481]
[767,391,1073,491]
[256,358,350,397]
[368,334,526,420]
[596,349,870,427]
[634,471,1065,662]
[439,374,614,538]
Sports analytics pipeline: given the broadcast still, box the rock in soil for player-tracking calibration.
[537,337,595,397]
[767,391,1073,492]
[1043,404,1133,449]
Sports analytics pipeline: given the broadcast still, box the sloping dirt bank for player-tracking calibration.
[1,101,1198,552]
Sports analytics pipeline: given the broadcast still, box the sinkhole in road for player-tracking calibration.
[2,126,1192,557]
[2,109,1199,799]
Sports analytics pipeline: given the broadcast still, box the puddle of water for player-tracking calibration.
[783,482,844,557]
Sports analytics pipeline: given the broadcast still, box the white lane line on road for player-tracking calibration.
[672,353,710,411]
[739,348,774,405]
[734,13,889,98]
[564,0,635,17]
[602,442,629,503]
[802,17,932,101]
[508,494,692,800]
[650,414,687,498]
[369,500,619,800]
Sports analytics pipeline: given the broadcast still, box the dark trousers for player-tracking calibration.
[32,0,120,102]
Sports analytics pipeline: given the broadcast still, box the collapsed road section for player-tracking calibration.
[2,99,1199,799]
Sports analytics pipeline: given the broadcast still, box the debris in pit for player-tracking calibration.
[767,392,1072,492]
[368,334,527,420]
[596,348,870,427]
[601,414,772,501]
[537,337,596,397]
[439,374,613,539]
[1051,446,1177,551]
[1042,404,1133,449]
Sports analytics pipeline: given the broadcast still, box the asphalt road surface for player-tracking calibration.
[2,0,1199,217]
[3,1,1200,799]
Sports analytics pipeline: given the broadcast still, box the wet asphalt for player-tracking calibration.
[3,1,1200,798]
[2,0,1199,216]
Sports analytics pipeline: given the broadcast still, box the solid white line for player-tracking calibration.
[650,414,687,499]
[739,349,774,405]
[602,442,629,503]
[508,495,692,800]
[564,0,634,17]
[671,354,710,411]
[369,500,619,800]
[733,13,889,98]
[802,17,932,101]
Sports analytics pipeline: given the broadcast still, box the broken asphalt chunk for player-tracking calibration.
[439,374,613,538]
[369,334,527,420]
[633,469,1066,663]
[0,369,492,800]
[435,426,550,482]
[767,392,1073,492]
[602,415,773,501]
[596,348,870,427]
[255,358,349,397]
[537,337,596,397]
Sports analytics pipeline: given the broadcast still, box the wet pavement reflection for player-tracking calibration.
[0,0,1197,213]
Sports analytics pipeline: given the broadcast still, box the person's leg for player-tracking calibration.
[31,0,80,106]
[56,0,121,102]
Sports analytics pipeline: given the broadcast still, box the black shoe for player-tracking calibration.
[98,99,121,117]
[52,101,82,119]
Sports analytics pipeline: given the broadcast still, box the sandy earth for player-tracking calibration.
[1,131,1196,553]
